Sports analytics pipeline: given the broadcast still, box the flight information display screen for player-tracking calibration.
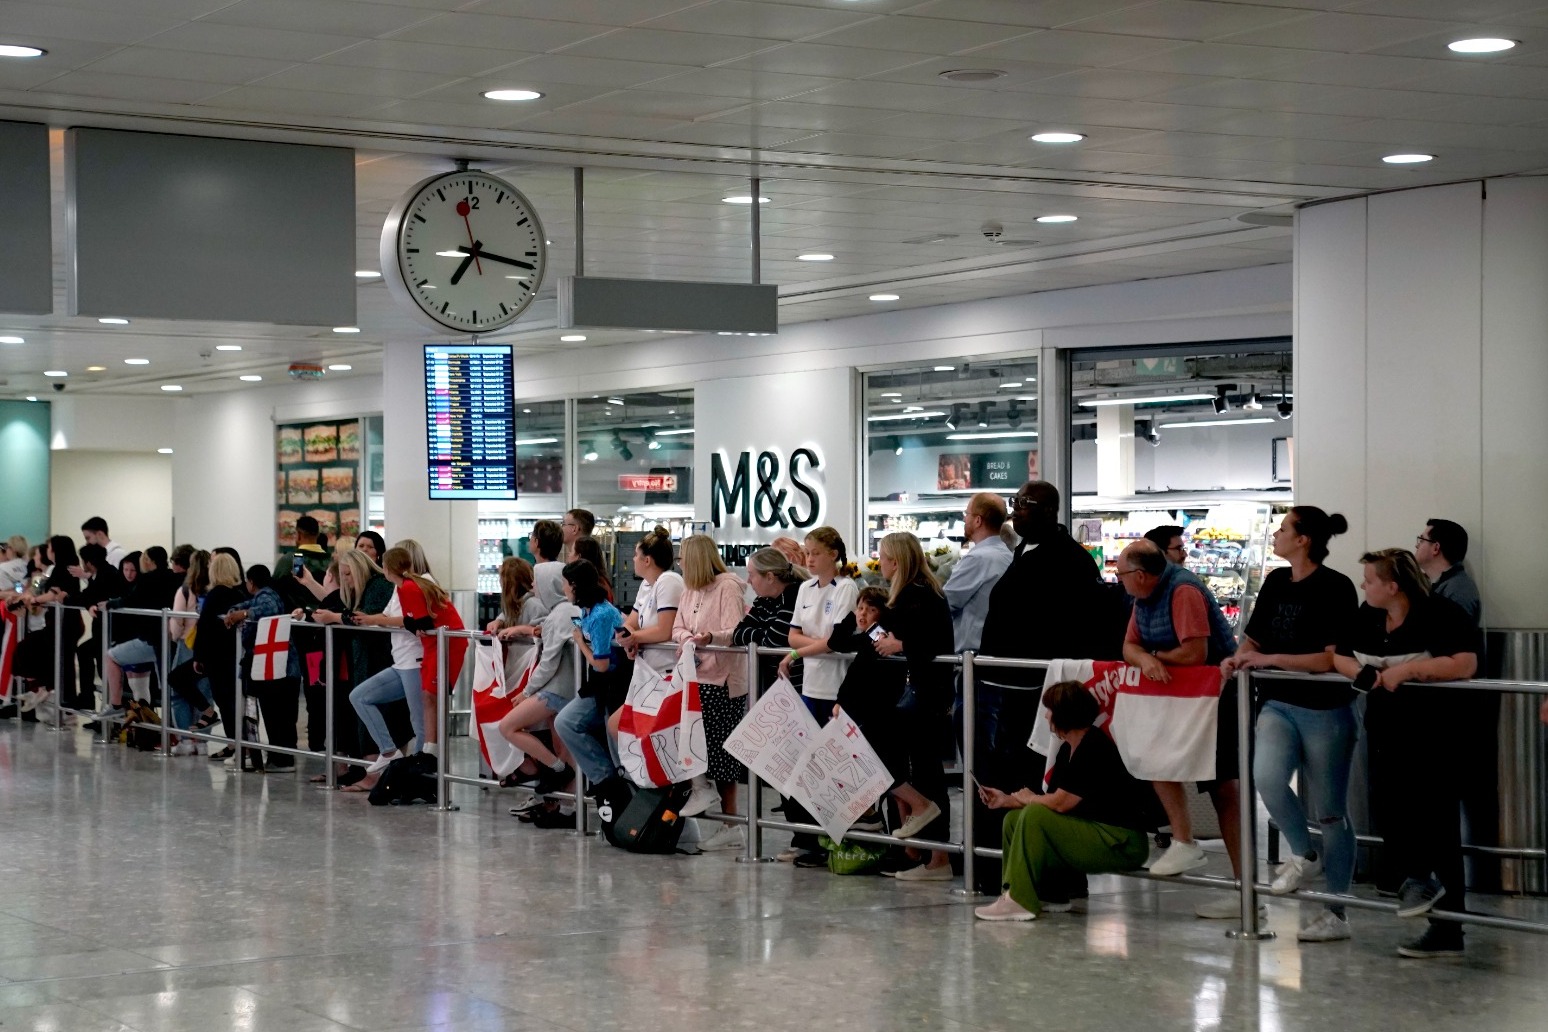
[424,343,516,500]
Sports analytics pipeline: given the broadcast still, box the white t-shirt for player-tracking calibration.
[0,557,28,588]
[632,570,684,673]
[386,589,424,670]
[533,561,566,610]
[791,576,860,701]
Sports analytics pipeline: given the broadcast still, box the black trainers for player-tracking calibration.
[1396,877,1446,918]
[1398,925,1465,958]
[535,763,574,795]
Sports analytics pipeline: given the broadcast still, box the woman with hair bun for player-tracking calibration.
[1223,507,1359,940]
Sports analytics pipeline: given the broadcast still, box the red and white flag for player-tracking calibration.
[617,641,707,788]
[1030,659,1221,783]
[473,640,527,777]
[249,615,292,681]
[0,605,17,702]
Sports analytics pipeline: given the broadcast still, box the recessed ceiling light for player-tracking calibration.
[934,365,955,372]
[98,317,129,325]
[157,447,174,454]
[560,334,587,342]
[1000,381,1022,388]
[43,370,66,377]
[327,364,352,371]
[607,397,624,405]
[86,365,106,372]
[25,395,36,402]
[332,326,361,333]
[1448,38,1516,54]
[160,384,182,391]
[355,270,381,279]
[939,68,1006,82]
[522,407,532,413]
[1030,131,1085,144]
[1036,214,1078,223]
[870,293,900,301]
[124,358,149,365]
[880,391,902,397]
[239,375,262,382]
[723,195,769,204]
[483,89,543,101]
[798,253,835,261]
[215,344,242,351]
[0,44,46,58]
[0,335,22,344]
[1383,153,1434,164]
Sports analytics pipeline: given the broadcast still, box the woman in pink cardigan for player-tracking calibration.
[673,534,752,849]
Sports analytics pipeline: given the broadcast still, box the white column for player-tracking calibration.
[1096,403,1135,498]
[1297,177,1548,627]
[381,339,477,590]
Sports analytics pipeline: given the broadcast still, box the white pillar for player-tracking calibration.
[1296,177,1548,627]
[1096,403,1135,498]
[381,339,478,590]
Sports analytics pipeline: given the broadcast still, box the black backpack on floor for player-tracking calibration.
[597,780,692,853]
[368,752,439,806]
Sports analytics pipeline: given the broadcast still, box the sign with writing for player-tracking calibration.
[618,473,678,493]
[711,446,822,529]
[937,450,1039,491]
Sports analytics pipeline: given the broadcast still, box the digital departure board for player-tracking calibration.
[424,343,517,500]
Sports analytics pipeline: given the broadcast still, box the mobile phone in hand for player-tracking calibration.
[292,555,305,577]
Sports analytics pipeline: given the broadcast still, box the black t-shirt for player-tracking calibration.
[1245,565,1359,709]
[1046,729,1152,832]
[1337,593,1478,665]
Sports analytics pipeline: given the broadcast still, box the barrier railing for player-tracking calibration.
[11,602,1548,940]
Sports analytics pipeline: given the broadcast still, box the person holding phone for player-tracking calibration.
[273,514,330,612]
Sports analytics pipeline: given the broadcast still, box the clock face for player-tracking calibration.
[380,170,547,335]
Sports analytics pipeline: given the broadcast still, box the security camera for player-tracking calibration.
[51,381,65,393]
[199,348,212,359]
[981,221,1004,240]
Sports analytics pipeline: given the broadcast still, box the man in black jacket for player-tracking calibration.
[90,548,183,723]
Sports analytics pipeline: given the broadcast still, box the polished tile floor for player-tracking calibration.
[1,722,1546,1032]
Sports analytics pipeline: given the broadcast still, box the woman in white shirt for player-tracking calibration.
[778,526,859,721]
[344,579,425,787]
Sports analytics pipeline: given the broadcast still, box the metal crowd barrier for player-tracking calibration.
[11,601,1548,941]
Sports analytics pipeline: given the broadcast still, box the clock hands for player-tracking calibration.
[455,199,483,275]
[456,244,535,271]
[449,245,478,286]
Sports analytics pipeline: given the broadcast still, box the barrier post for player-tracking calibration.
[1226,668,1274,941]
[572,641,589,836]
[323,623,336,790]
[737,641,773,864]
[950,652,984,898]
[95,606,112,744]
[50,601,65,736]
[430,627,458,812]
[233,641,246,774]
[157,609,171,755]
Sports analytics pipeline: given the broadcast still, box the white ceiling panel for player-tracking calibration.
[491,54,690,90]
[201,0,438,37]
[472,0,708,25]
[634,66,844,100]
[802,15,1038,55]
[80,47,299,85]
[0,0,186,45]
[638,0,873,40]
[385,13,612,52]
[246,62,465,97]
[906,0,1152,29]
[969,30,1196,68]
[715,42,930,77]
[27,72,229,106]
[1214,12,1463,52]
[1062,1,1309,42]
[314,38,533,75]
[557,27,777,66]
[137,22,362,61]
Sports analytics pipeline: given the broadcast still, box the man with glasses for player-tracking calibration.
[562,509,595,563]
[1415,521,1480,625]
[1144,525,1189,566]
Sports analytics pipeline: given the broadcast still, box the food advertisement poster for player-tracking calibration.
[276,419,362,550]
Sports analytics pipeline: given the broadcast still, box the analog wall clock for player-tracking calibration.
[379,169,547,335]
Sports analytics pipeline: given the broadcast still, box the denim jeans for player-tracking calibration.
[554,694,620,785]
[1254,699,1358,899]
[350,667,424,754]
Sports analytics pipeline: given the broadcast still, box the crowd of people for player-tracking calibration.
[1,495,1533,960]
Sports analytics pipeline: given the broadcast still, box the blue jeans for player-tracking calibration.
[350,667,423,754]
[1254,699,1358,901]
[554,695,620,785]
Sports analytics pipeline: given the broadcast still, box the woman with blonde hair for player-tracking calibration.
[191,551,247,757]
[671,533,753,838]
[873,531,957,880]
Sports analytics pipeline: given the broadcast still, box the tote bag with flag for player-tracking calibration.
[473,639,528,778]
[249,616,292,681]
[616,641,708,788]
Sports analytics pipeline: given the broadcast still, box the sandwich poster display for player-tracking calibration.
[275,417,365,553]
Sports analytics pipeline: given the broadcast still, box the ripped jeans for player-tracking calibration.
[1254,699,1358,903]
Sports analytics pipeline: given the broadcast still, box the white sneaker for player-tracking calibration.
[1270,854,1323,895]
[679,777,718,818]
[699,824,745,851]
[170,740,197,756]
[1297,910,1351,942]
[775,846,802,862]
[892,801,943,840]
[894,862,953,882]
[1195,896,1268,920]
[18,689,46,713]
[975,893,1035,922]
[1041,900,1074,913]
[1148,839,1208,876]
[365,750,401,774]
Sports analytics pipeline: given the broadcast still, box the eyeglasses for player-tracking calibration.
[1415,535,1434,546]
[1011,497,1038,511]
[1115,567,1141,578]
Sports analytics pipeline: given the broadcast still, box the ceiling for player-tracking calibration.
[4,0,1548,398]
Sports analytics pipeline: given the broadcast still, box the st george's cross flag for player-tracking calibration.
[0,605,17,702]
[616,640,707,788]
[249,615,292,681]
[472,639,527,777]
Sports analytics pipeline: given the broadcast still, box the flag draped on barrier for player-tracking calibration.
[249,616,291,681]
[472,640,526,777]
[1029,659,1222,783]
[617,641,707,788]
[0,606,17,702]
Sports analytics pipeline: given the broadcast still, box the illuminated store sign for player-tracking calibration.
[710,447,823,529]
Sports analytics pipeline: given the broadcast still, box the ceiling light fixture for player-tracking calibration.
[239,375,262,382]
[332,326,361,333]
[654,428,695,436]
[1448,38,1516,54]
[483,89,543,101]
[1212,386,1231,415]
[86,365,105,372]
[157,447,174,454]
[1030,131,1084,144]
[43,370,66,377]
[976,401,994,428]
[1000,380,1021,389]
[124,358,149,365]
[870,293,900,301]
[934,365,955,372]
[25,395,36,402]
[945,403,966,431]
[215,344,242,351]
[582,442,599,462]
[0,335,23,344]
[161,384,182,392]
[1079,392,1215,408]
[607,397,624,405]
[880,391,902,398]
[1141,420,1161,447]
[1158,417,1275,429]
[1036,214,1078,223]
[1242,391,1263,411]
[355,270,381,279]
[560,334,587,342]
[1277,399,1294,420]
[1382,153,1434,164]
[98,317,129,325]
[945,430,1039,441]
[0,44,46,58]
[868,410,946,423]
[723,195,769,204]
[328,364,352,371]
[515,436,559,445]
[1005,404,1022,428]
[797,253,834,261]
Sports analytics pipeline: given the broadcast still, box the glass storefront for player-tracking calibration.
[476,398,566,594]
[1068,339,1293,626]
[863,354,1039,560]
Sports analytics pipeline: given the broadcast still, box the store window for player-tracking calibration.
[1068,340,1293,626]
[864,355,1038,560]
[475,399,565,596]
